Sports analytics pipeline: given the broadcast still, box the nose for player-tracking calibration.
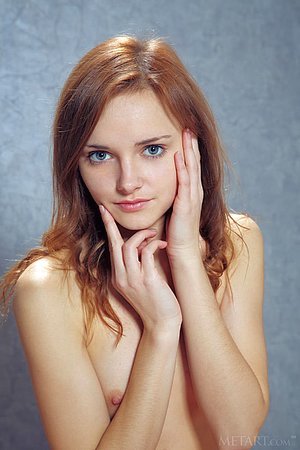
[116,159,143,195]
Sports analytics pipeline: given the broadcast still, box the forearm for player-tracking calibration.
[169,255,266,443]
[97,324,180,450]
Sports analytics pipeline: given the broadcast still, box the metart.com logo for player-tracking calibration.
[219,435,297,447]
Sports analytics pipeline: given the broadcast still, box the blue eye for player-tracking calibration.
[88,151,111,163]
[143,145,165,158]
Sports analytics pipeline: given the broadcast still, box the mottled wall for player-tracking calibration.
[1,0,299,449]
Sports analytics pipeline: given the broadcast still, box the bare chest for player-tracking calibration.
[87,317,194,418]
[86,293,218,449]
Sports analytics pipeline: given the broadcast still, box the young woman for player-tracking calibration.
[1,35,269,449]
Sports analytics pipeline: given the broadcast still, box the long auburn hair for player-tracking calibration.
[1,34,239,345]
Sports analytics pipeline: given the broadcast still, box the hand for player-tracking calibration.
[166,129,206,259]
[99,205,182,331]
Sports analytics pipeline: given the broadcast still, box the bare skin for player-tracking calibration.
[13,218,263,450]
[85,256,226,449]
[13,92,269,450]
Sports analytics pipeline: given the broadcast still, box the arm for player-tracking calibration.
[166,130,269,449]
[168,217,269,449]
[14,253,181,450]
[97,206,183,449]
[98,325,180,450]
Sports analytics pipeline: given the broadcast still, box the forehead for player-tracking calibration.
[89,90,180,143]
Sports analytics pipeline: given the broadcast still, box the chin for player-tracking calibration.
[116,217,162,231]
[112,211,166,233]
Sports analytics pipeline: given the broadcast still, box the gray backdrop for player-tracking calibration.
[1,0,299,449]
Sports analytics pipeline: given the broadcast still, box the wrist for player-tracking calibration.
[167,246,202,265]
[143,320,182,343]
[167,235,207,263]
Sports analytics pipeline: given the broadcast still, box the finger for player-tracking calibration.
[190,132,203,199]
[99,205,125,278]
[184,129,200,186]
[141,225,168,255]
[183,129,203,204]
[140,240,168,279]
[190,133,202,187]
[122,229,157,279]
[137,236,157,259]
[174,151,190,202]
[190,131,201,165]
[99,205,123,248]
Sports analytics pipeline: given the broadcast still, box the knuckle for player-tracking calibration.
[110,240,119,251]
[144,273,155,285]
[127,278,137,290]
[141,245,154,257]
[181,175,190,186]
[114,277,126,291]
[122,241,132,253]
[121,245,130,259]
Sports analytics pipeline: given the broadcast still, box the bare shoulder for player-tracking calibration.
[16,254,79,302]
[227,213,263,265]
[228,213,263,239]
[13,256,110,448]
[14,256,84,336]
[17,256,64,290]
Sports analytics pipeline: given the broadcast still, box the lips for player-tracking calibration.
[115,198,152,212]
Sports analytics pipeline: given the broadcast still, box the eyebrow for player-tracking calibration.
[86,134,172,150]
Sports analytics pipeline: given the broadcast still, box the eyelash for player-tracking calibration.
[143,145,165,159]
[87,145,166,165]
[87,151,111,164]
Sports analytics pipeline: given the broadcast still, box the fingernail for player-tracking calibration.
[99,205,105,214]
[187,128,196,139]
[159,241,168,249]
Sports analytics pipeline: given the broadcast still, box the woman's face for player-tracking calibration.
[78,90,183,234]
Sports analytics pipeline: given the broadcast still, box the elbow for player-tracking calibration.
[218,434,257,450]
[218,426,267,450]
[216,394,270,450]
[217,411,269,450]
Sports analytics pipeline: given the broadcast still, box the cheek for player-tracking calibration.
[153,160,177,202]
[80,170,109,204]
